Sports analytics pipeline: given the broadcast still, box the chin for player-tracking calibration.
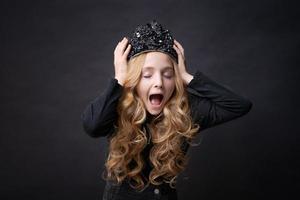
[147,108,162,116]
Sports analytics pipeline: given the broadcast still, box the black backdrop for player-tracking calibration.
[1,0,299,199]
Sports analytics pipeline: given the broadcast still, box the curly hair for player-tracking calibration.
[102,52,200,191]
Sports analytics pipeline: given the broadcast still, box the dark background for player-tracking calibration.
[1,0,299,199]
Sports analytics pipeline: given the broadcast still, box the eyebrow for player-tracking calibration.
[142,66,173,71]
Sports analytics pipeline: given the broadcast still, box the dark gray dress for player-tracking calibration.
[81,70,252,200]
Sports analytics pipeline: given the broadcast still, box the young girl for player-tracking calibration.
[81,20,252,200]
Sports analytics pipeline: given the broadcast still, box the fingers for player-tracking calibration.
[119,37,128,50]
[124,43,131,56]
[114,37,130,55]
[173,39,184,56]
[173,44,180,54]
[173,43,184,58]
[173,39,186,67]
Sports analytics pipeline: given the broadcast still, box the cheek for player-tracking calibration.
[165,81,175,97]
[136,83,147,100]
[166,79,175,89]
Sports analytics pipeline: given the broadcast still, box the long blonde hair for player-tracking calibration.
[102,52,200,191]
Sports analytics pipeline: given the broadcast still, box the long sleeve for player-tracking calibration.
[187,70,253,132]
[81,78,123,138]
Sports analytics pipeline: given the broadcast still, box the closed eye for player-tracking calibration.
[165,75,173,78]
[164,73,174,79]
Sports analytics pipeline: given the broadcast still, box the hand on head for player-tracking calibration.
[173,40,193,85]
[113,37,192,86]
[114,37,131,86]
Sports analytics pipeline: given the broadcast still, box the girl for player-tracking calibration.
[81,20,252,200]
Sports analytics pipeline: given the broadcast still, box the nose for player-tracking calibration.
[154,74,163,88]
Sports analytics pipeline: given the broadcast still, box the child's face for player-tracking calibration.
[136,52,176,116]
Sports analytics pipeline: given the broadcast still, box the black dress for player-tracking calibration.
[81,70,253,200]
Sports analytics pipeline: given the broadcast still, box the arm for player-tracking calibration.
[187,70,253,131]
[81,37,130,138]
[80,78,123,137]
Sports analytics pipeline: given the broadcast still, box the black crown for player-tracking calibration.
[127,20,178,63]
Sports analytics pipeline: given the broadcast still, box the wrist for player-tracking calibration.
[182,72,193,85]
[114,76,125,86]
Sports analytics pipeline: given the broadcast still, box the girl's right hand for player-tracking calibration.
[113,37,131,86]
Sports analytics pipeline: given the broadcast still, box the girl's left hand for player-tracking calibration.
[173,39,193,85]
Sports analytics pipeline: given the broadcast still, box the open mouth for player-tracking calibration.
[149,94,164,106]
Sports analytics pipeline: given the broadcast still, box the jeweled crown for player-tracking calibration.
[127,20,178,63]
